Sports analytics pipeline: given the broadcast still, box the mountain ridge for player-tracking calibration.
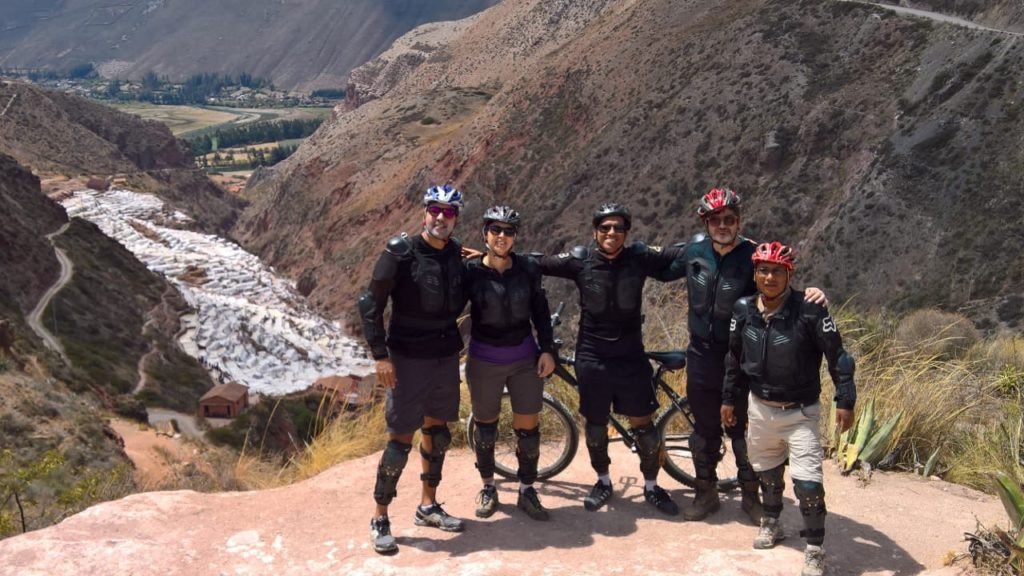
[0,0,501,91]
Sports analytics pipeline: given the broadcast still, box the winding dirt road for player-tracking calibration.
[26,221,72,363]
[840,0,1024,36]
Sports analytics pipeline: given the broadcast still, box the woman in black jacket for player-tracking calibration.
[464,205,556,521]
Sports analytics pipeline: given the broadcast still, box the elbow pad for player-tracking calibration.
[357,291,388,358]
[835,352,856,408]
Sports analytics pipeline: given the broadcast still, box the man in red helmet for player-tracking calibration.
[658,188,828,524]
[721,241,856,576]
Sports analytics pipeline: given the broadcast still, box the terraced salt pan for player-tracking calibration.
[62,188,373,395]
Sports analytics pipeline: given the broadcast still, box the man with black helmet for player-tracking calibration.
[464,205,557,521]
[536,202,685,516]
[357,184,469,554]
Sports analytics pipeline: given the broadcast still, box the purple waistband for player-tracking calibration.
[468,334,538,365]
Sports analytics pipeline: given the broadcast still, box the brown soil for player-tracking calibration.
[0,442,1004,575]
[108,418,189,488]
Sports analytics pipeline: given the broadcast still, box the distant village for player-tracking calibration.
[0,66,344,108]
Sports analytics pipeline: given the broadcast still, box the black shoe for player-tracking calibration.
[644,485,680,516]
[517,487,550,521]
[370,516,397,554]
[475,485,499,518]
[584,481,613,511]
[414,503,466,532]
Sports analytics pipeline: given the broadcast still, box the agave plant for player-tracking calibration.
[840,398,903,473]
[991,473,1024,571]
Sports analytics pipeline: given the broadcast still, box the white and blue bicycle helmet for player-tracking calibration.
[423,184,465,208]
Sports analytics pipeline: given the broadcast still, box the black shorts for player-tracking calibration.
[574,350,657,424]
[385,350,461,434]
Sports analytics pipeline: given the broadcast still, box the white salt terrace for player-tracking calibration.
[61,189,373,395]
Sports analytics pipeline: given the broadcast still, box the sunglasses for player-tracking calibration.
[707,215,738,227]
[755,265,789,277]
[486,224,517,237]
[597,223,628,234]
[426,205,459,219]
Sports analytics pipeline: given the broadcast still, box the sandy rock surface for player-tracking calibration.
[0,442,1003,576]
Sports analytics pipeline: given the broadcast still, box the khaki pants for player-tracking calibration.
[746,393,824,483]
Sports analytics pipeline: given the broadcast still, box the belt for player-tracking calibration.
[755,396,819,410]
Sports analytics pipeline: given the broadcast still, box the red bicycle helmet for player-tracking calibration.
[697,187,742,218]
[752,241,796,271]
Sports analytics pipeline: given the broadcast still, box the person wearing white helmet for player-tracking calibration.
[357,183,469,554]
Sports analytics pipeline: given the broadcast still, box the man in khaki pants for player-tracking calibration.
[721,241,856,576]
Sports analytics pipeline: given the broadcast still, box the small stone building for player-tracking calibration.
[198,382,249,418]
[312,375,368,406]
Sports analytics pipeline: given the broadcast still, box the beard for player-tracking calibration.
[426,222,453,240]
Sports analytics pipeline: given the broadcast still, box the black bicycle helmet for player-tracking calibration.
[592,202,632,230]
[482,205,521,228]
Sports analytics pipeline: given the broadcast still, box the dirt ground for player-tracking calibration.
[109,418,191,487]
[0,441,1006,576]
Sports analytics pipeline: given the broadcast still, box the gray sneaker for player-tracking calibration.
[370,516,397,554]
[516,487,550,521]
[801,545,826,576]
[752,517,785,549]
[475,485,499,518]
[414,503,466,532]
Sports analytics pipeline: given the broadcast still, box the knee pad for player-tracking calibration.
[515,427,541,484]
[757,464,786,517]
[794,479,827,545]
[688,433,718,481]
[584,421,611,475]
[473,420,498,479]
[731,437,757,482]
[373,440,411,505]
[419,425,452,487]
[633,424,662,481]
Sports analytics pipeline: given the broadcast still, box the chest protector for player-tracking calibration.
[400,236,464,318]
[686,238,756,343]
[472,258,532,330]
[577,245,647,320]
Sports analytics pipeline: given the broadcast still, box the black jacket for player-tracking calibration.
[357,234,467,360]
[657,234,758,348]
[722,289,856,410]
[537,242,684,346]
[465,253,554,354]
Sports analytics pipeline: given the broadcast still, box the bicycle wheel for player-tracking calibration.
[465,391,578,481]
[655,403,739,492]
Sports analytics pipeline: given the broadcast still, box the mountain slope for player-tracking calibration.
[235,0,1024,331]
[0,0,500,91]
[0,80,243,233]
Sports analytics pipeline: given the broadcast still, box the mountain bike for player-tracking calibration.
[465,302,739,492]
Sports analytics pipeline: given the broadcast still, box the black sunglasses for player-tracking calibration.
[597,223,628,234]
[485,224,517,237]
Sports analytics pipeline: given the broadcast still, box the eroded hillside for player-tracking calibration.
[237,0,1024,331]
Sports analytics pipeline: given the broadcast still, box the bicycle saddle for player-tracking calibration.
[645,351,686,370]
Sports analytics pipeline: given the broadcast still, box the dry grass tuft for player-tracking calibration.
[894,309,981,361]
